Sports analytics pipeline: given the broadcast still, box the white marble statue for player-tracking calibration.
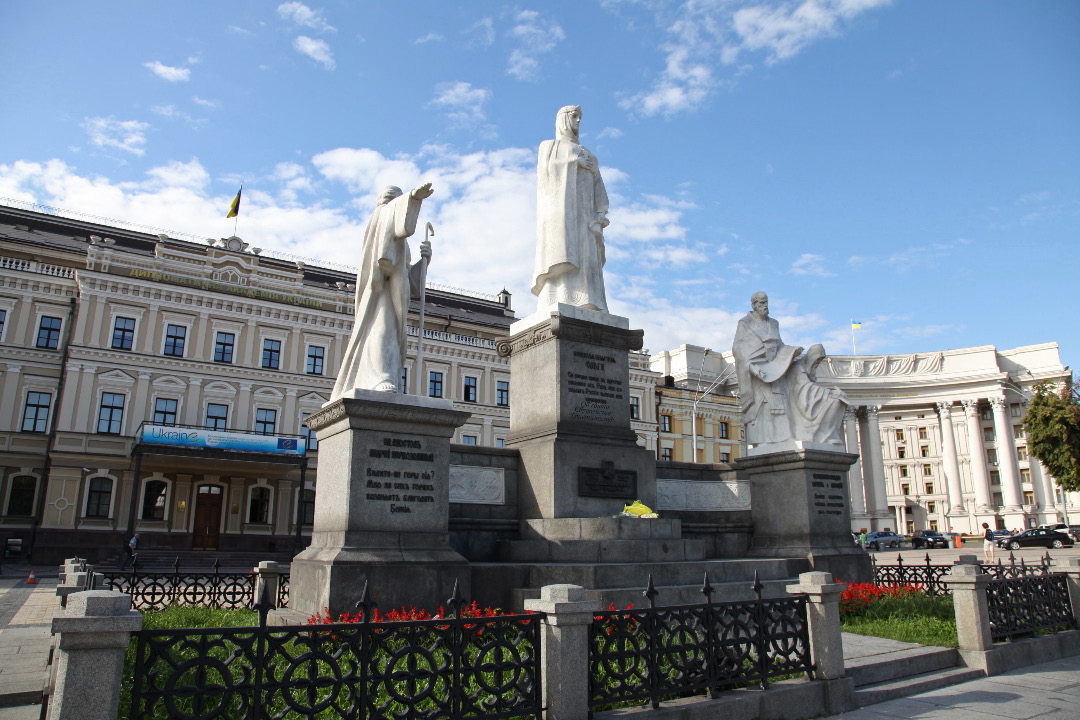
[732,291,849,451]
[331,183,433,399]
[532,104,610,313]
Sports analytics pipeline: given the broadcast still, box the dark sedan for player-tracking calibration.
[911,530,949,549]
[997,528,1074,550]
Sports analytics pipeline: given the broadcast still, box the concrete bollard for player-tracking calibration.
[1058,557,1080,625]
[254,561,281,609]
[945,564,992,653]
[785,571,846,680]
[49,590,142,720]
[524,584,600,720]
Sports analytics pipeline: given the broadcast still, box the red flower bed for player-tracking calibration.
[306,600,530,626]
[839,582,921,618]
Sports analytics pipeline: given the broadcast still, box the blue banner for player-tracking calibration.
[139,425,306,456]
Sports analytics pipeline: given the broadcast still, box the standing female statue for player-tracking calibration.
[532,105,610,313]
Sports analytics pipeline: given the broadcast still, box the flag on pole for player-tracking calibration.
[851,320,862,329]
[227,186,242,218]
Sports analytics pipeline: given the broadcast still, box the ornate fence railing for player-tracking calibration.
[98,558,290,610]
[588,574,813,712]
[872,553,1054,596]
[986,574,1077,642]
[127,592,542,720]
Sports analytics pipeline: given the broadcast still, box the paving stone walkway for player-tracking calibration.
[0,573,55,715]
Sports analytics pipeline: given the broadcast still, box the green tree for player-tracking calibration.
[1024,378,1080,492]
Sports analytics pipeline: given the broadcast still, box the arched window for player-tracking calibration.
[85,477,113,518]
[6,476,36,516]
[248,487,271,524]
[141,480,168,521]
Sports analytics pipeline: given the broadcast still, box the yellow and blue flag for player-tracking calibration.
[851,320,862,329]
[226,185,242,218]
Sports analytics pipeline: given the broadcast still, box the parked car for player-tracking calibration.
[997,528,1074,550]
[864,530,903,551]
[911,530,949,549]
[990,530,1013,541]
[1071,526,1080,543]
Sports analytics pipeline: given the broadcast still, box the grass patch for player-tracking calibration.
[840,583,957,648]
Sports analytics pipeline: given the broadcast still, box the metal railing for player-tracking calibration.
[128,586,541,720]
[588,573,813,712]
[987,573,1076,642]
[871,552,1054,596]
[99,558,289,610]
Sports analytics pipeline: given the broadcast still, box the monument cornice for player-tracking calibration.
[306,396,471,434]
[498,315,644,357]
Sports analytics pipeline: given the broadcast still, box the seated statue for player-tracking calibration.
[732,291,849,452]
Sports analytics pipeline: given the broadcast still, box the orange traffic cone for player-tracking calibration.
[25,571,37,585]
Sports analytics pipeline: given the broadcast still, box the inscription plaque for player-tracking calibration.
[810,472,846,517]
[578,460,637,499]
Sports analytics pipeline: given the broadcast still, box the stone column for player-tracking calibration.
[56,364,81,432]
[49,591,143,720]
[1032,460,1058,518]
[898,504,907,533]
[284,388,298,432]
[945,564,992,672]
[936,402,964,515]
[139,304,159,354]
[962,400,992,510]
[254,561,281,608]
[74,366,96,429]
[523,584,599,720]
[989,397,1022,510]
[0,364,21,432]
[843,407,866,516]
[861,406,889,525]
[237,382,253,429]
[785,572,845,680]
[131,371,151,429]
[183,378,203,425]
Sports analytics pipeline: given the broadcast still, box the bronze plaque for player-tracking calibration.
[578,461,637,499]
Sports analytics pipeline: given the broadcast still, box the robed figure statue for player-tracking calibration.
[331,183,433,400]
[532,105,610,313]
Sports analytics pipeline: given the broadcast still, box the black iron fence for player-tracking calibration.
[127,589,542,720]
[987,573,1077,642]
[872,553,1054,596]
[99,558,290,610]
[588,573,813,713]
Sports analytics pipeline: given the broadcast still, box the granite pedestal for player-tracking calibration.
[285,392,471,619]
[738,449,872,583]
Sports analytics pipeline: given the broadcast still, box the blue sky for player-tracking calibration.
[1,1,1077,366]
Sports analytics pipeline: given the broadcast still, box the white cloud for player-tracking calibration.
[597,127,624,140]
[192,96,219,109]
[277,2,335,32]
[227,25,254,36]
[272,162,315,201]
[143,61,190,82]
[429,82,492,126]
[789,253,834,277]
[731,0,891,65]
[465,17,496,49]
[506,10,565,81]
[81,117,150,156]
[143,158,211,192]
[414,32,444,44]
[293,36,335,69]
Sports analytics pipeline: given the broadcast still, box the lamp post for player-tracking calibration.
[690,366,734,463]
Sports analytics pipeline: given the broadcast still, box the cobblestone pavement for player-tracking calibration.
[0,572,56,714]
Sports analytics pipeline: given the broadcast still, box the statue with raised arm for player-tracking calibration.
[532,104,610,313]
[732,291,848,450]
[331,183,433,400]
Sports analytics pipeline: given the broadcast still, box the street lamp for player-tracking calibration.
[690,363,734,463]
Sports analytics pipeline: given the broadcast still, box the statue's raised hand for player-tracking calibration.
[411,182,434,200]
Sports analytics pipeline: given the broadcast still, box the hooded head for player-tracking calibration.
[376,186,403,206]
[555,105,581,142]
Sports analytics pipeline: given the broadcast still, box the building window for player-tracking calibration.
[1019,468,1031,483]
[894,429,905,442]
[986,448,997,465]
[111,317,136,350]
[36,316,62,349]
[205,403,228,431]
[85,477,113,518]
[992,492,1003,508]
[1013,425,1025,440]
[496,381,509,407]
[901,483,910,495]
[255,408,277,435]
[718,421,729,439]
[924,482,934,494]
[918,427,928,440]
[463,376,477,403]
[21,392,52,433]
[897,447,906,459]
[96,393,125,435]
[1010,403,1022,418]
[920,446,929,458]
[980,407,992,421]
[720,451,730,462]
[1016,446,1028,461]
[927,501,936,514]
[660,447,673,461]
[460,434,478,445]
[300,489,316,525]
[899,466,909,477]
[983,427,995,442]
[990,470,1000,485]
[660,415,672,433]
[141,480,168,521]
[306,346,325,375]
[262,339,281,369]
[6,476,36,515]
[429,371,443,398]
[301,413,318,451]
[0,309,6,341]
[153,398,178,426]
[1023,490,1035,505]
[929,520,939,531]
[922,463,932,476]
[630,396,640,420]
[401,367,408,393]
[214,332,235,363]
[163,324,186,357]
[495,438,506,448]
[248,487,271,524]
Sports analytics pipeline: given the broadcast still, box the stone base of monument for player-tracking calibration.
[497,517,706,563]
[282,392,472,620]
[737,448,872,583]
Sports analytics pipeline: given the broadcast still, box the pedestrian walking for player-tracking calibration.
[119,532,139,570]
[981,522,995,563]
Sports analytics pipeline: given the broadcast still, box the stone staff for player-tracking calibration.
[414,221,434,394]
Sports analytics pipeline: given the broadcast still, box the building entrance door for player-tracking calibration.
[192,485,224,550]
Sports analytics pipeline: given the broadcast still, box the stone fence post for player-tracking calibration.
[953,554,979,566]
[524,584,599,720]
[1058,557,1080,625]
[254,561,281,608]
[785,571,845,679]
[945,564,991,653]
[49,590,142,720]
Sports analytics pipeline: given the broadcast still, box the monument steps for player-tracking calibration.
[510,577,799,610]
[497,537,706,563]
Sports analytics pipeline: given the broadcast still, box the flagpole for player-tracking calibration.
[415,222,433,395]
[851,320,857,355]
